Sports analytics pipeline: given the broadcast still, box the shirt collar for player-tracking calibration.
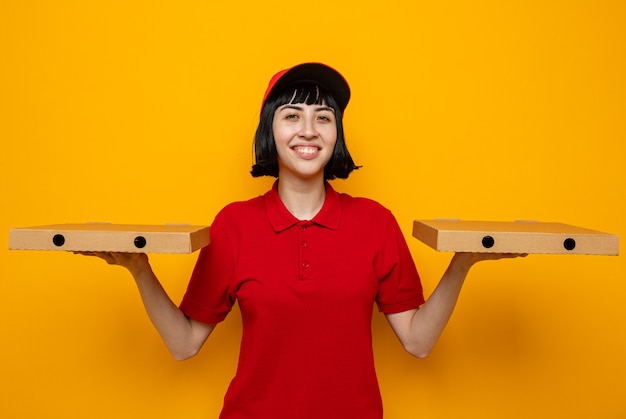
[265,180,342,232]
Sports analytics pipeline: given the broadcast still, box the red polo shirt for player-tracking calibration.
[180,181,424,419]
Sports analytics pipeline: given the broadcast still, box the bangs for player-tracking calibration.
[273,83,331,108]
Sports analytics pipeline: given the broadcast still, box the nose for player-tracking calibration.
[298,114,318,139]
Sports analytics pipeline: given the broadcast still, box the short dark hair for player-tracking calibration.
[250,83,360,180]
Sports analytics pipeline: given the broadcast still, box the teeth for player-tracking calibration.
[294,146,317,154]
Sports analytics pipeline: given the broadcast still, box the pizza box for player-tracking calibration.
[9,223,210,254]
[412,219,619,255]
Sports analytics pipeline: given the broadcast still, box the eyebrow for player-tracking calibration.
[279,104,335,113]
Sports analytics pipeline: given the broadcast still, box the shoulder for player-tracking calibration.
[207,195,269,246]
[332,190,406,247]
[337,190,393,218]
[333,190,398,230]
[213,194,265,224]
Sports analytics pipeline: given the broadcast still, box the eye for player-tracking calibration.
[317,113,334,123]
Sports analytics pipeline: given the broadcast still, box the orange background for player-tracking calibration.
[1,1,625,418]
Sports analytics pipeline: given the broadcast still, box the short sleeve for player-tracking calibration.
[375,212,425,314]
[179,217,236,324]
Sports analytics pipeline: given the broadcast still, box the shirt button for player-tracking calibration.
[301,241,307,248]
[302,262,310,269]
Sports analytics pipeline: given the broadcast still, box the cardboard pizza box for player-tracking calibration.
[9,223,210,254]
[412,219,619,255]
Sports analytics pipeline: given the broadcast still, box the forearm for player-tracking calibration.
[127,258,213,360]
[408,254,474,355]
[386,253,476,358]
[389,252,524,357]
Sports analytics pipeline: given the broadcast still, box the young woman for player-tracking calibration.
[85,63,522,418]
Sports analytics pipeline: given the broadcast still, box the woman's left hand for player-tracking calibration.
[452,252,528,269]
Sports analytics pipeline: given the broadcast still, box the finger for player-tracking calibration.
[494,253,528,259]
[99,252,118,265]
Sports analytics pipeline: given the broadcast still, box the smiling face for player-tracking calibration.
[251,82,358,181]
[272,101,338,182]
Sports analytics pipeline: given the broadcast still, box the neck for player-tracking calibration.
[277,176,326,221]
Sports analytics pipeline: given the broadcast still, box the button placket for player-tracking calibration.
[297,222,311,280]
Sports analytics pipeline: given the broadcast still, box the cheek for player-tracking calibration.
[325,128,338,148]
[272,128,290,148]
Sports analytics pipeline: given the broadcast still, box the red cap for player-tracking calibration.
[262,62,351,112]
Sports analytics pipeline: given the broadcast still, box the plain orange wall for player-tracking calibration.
[1,1,625,418]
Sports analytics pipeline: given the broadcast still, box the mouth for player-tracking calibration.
[291,145,320,159]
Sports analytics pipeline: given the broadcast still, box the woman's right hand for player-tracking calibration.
[74,251,149,275]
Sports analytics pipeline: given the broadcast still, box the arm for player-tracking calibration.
[386,252,524,358]
[77,252,214,361]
